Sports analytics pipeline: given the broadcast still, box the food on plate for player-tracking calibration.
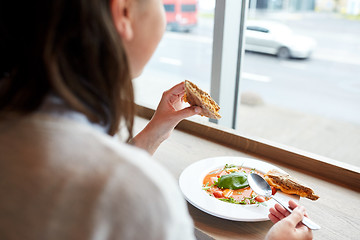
[202,164,274,205]
[264,169,319,200]
[216,172,248,190]
[184,80,221,120]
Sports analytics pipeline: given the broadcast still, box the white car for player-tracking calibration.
[245,20,316,59]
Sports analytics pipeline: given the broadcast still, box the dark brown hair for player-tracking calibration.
[0,0,134,138]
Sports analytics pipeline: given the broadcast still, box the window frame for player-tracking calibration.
[210,0,246,128]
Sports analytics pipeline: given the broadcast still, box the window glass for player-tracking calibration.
[135,0,360,168]
[182,4,197,12]
[246,26,269,33]
[134,0,214,116]
[164,4,175,12]
[239,0,360,167]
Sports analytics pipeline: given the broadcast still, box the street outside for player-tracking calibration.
[134,11,360,166]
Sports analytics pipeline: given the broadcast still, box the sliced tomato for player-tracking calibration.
[271,186,277,195]
[223,189,233,198]
[255,196,266,202]
[213,191,223,198]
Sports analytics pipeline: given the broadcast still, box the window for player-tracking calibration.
[164,4,175,12]
[134,0,360,168]
[246,26,269,33]
[181,4,197,12]
[134,0,213,111]
[239,0,360,167]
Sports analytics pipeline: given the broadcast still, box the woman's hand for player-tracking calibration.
[265,200,313,240]
[131,82,201,155]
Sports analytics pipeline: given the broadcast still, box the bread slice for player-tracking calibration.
[184,80,221,120]
[265,169,319,200]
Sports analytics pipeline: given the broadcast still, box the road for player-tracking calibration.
[139,13,360,125]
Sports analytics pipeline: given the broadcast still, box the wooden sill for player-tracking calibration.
[136,104,360,192]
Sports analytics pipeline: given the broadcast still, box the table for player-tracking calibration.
[134,117,360,240]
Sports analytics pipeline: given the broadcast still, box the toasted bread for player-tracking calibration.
[265,169,319,201]
[184,80,221,120]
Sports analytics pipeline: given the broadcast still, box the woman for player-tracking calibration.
[0,0,312,239]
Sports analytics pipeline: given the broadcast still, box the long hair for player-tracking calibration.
[0,0,134,138]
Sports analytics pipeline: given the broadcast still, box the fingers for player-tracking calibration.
[162,82,186,106]
[164,82,185,96]
[268,201,313,239]
[157,82,202,120]
[269,201,297,224]
[269,204,289,221]
[268,203,291,225]
[268,213,280,224]
[174,106,201,119]
[286,205,306,227]
[288,200,299,210]
[275,203,290,217]
[288,200,309,218]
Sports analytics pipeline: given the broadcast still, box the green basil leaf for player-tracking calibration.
[216,172,249,190]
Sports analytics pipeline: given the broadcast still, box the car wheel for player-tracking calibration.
[277,47,290,59]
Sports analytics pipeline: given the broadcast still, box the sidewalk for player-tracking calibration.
[237,100,360,167]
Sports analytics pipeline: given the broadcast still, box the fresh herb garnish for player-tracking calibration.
[223,164,237,170]
[219,197,239,204]
[202,182,214,191]
[216,172,249,190]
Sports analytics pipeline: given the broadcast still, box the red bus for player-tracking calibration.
[163,0,198,32]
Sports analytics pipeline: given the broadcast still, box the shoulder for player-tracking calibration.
[0,114,196,240]
[34,114,196,240]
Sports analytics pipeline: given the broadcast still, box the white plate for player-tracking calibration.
[179,156,299,222]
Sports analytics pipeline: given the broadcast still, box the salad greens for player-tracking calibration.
[203,164,268,205]
[223,164,237,169]
[215,172,249,190]
[219,196,267,206]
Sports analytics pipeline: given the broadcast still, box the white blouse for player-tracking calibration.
[0,101,195,240]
